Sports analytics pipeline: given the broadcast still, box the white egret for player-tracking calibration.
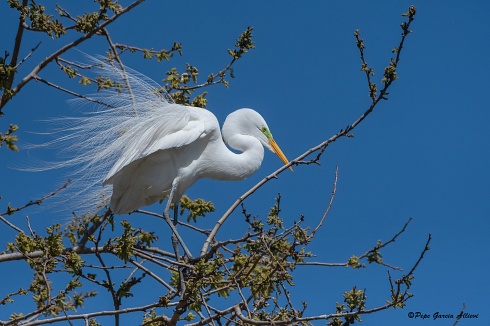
[104,105,291,215]
[33,58,291,256]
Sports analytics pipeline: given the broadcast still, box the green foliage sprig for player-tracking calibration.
[0,124,19,151]
[162,27,256,107]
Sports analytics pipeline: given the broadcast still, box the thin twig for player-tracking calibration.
[452,303,467,326]
[95,248,120,324]
[1,180,70,216]
[132,249,174,270]
[134,246,176,259]
[33,76,115,107]
[0,0,146,111]
[300,218,413,270]
[25,215,35,236]
[311,166,338,237]
[135,209,212,235]
[129,258,175,292]
[14,41,42,69]
[114,43,179,58]
[0,181,70,233]
[102,28,138,114]
[405,233,431,277]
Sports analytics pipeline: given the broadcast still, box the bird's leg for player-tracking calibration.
[171,204,180,261]
[163,184,190,316]
[163,180,193,259]
[173,203,189,315]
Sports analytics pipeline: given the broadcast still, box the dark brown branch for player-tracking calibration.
[354,30,376,101]
[353,217,413,270]
[114,43,179,58]
[54,4,79,29]
[1,180,69,217]
[0,288,26,305]
[0,0,28,113]
[405,232,431,277]
[9,0,28,71]
[95,248,120,324]
[300,218,413,271]
[452,303,467,326]
[0,0,146,111]
[0,181,70,233]
[14,41,42,70]
[33,75,115,107]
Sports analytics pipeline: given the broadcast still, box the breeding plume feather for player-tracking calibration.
[34,57,291,216]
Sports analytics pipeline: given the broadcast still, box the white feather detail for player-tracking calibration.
[29,58,178,214]
[27,57,289,216]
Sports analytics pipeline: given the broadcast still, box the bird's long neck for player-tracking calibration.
[205,133,264,181]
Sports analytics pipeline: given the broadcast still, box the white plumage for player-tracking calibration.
[35,59,290,215]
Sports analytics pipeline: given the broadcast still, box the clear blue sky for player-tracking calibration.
[1,1,489,324]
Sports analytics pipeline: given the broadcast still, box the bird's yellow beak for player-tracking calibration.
[269,138,293,171]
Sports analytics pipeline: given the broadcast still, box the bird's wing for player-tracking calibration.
[103,105,216,184]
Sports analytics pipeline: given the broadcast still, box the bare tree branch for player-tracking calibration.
[5,302,168,326]
[311,166,338,237]
[0,181,70,233]
[129,258,175,292]
[33,75,113,107]
[0,0,146,111]
[452,303,467,326]
[0,214,22,233]
[14,41,42,70]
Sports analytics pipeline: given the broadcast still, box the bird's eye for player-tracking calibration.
[260,126,273,138]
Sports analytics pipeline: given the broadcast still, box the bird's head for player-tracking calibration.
[223,108,292,171]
